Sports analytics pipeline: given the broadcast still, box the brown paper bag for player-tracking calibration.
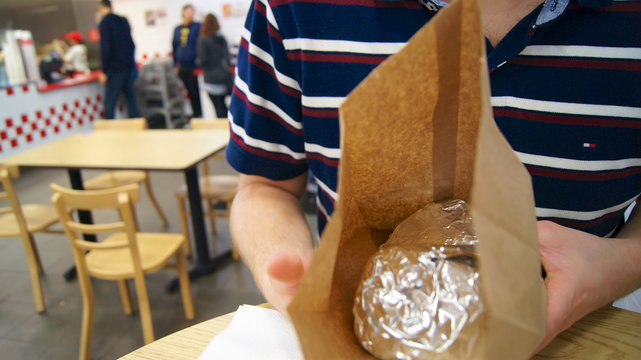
[288,0,546,358]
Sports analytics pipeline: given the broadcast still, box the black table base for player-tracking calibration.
[165,250,233,293]
[62,166,225,287]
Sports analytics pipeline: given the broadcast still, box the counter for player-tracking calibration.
[0,71,105,158]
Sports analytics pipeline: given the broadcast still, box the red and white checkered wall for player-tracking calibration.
[0,82,104,158]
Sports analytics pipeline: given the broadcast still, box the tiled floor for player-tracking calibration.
[0,161,316,359]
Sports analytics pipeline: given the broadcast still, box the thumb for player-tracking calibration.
[267,251,306,296]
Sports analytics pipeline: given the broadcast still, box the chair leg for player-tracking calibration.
[118,279,134,315]
[78,269,95,360]
[22,234,45,313]
[29,235,44,274]
[132,274,155,344]
[175,248,195,320]
[206,200,217,233]
[176,196,192,256]
[143,175,169,227]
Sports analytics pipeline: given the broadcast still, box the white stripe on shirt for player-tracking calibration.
[257,0,280,31]
[520,45,641,60]
[491,96,641,119]
[301,95,346,109]
[282,38,407,55]
[316,177,338,201]
[242,28,302,92]
[229,114,306,160]
[515,151,641,172]
[316,194,331,221]
[305,142,342,159]
[536,193,639,221]
[234,76,302,130]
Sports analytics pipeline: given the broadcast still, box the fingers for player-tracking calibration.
[267,250,306,293]
[266,251,307,314]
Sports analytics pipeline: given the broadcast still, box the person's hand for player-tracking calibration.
[173,67,179,75]
[99,73,107,84]
[265,250,308,315]
[533,220,630,354]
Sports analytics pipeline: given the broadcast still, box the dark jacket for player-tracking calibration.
[197,33,232,85]
[172,22,201,68]
[99,13,135,73]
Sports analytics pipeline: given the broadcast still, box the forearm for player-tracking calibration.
[613,204,641,295]
[230,174,314,302]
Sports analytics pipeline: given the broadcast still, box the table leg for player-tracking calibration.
[64,169,97,281]
[185,166,211,266]
[166,166,232,292]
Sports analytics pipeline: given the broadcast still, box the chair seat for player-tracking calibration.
[83,171,147,190]
[86,232,184,279]
[175,175,239,198]
[0,204,59,237]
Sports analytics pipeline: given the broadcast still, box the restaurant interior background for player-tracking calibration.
[0,0,249,158]
[0,0,249,70]
[0,0,286,359]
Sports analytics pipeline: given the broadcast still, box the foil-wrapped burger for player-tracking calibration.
[353,200,483,360]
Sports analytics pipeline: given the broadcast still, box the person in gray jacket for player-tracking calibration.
[197,14,232,118]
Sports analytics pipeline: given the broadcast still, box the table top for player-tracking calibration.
[0,130,229,171]
[120,305,641,360]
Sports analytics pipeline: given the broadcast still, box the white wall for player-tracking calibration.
[112,0,250,63]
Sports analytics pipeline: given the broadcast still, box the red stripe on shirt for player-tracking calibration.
[268,23,283,43]
[527,165,641,181]
[249,56,302,98]
[287,51,387,65]
[306,152,340,167]
[510,57,641,72]
[254,0,267,16]
[547,207,626,229]
[493,108,641,129]
[233,87,303,135]
[240,38,302,99]
[301,107,339,118]
[230,131,306,165]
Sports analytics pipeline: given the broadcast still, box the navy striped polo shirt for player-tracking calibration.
[227,0,641,237]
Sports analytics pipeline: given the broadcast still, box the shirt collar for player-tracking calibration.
[536,0,613,26]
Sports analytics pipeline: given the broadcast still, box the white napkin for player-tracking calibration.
[614,288,641,314]
[198,305,304,360]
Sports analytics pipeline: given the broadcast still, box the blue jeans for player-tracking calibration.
[104,71,140,119]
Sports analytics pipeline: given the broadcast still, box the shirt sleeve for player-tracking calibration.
[226,0,307,181]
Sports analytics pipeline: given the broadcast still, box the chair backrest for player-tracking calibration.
[0,166,30,238]
[50,183,143,273]
[94,118,147,131]
[190,118,230,175]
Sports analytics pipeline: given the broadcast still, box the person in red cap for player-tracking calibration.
[63,31,90,75]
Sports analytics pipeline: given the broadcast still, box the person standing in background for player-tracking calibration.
[197,14,232,119]
[172,4,202,118]
[97,0,140,119]
[62,31,90,76]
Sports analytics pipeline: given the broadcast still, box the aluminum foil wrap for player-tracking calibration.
[353,200,483,360]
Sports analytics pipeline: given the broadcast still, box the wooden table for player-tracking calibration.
[120,305,641,359]
[1,130,231,286]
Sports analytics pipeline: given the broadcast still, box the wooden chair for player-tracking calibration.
[0,166,61,313]
[82,119,168,227]
[175,118,239,259]
[51,183,195,360]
